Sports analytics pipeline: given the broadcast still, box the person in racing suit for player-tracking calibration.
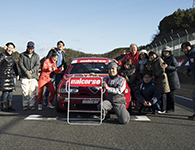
[37,53,64,110]
[97,61,130,124]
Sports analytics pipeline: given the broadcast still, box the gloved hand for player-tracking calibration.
[26,71,32,79]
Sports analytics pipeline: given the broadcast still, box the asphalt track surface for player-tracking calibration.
[0,81,195,150]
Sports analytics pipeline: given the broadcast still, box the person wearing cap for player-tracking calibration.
[43,41,67,104]
[97,61,130,124]
[181,42,195,120]
[0,42,19,111]
[18,41,40,111]
[136,49,150,82]
[161,46,180,112]
[37,53,64,111]
[114,43,140,68]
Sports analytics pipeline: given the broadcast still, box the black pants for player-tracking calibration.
[161,93,167,111]
[167,91,175,111]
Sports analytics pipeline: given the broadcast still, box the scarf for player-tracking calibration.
[139,59,147,73]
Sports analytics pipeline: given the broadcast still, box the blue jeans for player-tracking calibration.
[1,91,13,102]
[55,74,63,90]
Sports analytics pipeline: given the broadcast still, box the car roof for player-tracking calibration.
[70,57,112,64]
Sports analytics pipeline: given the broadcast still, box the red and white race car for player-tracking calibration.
[56,57,131,112]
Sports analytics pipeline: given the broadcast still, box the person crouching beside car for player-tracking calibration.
[134,72,161,114]
[37,53,64,111]
[97,61,130,124]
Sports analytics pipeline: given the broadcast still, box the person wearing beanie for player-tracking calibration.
[136,49,150,82]
[181,42,195,120]
[37,53,64,111]
[97,61,130,124]
[19,41,40,111]
[43,41,67,104]
[0,42,19,111]
[161,46,180,112]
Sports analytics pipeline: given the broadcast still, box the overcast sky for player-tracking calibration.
[0,0,193,58]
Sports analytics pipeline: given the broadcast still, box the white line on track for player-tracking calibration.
[131,116,151,121]
[24,115,151,121]
[24,115,57,120]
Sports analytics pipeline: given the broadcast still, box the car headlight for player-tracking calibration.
[60,88,79,93]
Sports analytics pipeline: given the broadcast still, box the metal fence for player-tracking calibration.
[149,32,195,57]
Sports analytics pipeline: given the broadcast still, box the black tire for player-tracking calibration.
[55,98,66,113]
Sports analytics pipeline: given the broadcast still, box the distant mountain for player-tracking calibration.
[0,46,134,65]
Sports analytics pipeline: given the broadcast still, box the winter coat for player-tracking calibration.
[39,58,62,88]
[150,56,170,94]
[136,59,150,81]
[186,48,195,80]
[118,51,140,67]
[134,80,161,105]
[46,47,67,78]
[161,55,180,91]
[119,64,137,91]
[0,51,19,91]
[19,50,40,79]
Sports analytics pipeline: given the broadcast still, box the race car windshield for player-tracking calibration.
[67,63,108,74]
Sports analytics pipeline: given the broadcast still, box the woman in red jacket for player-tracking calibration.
[38,53,63,111]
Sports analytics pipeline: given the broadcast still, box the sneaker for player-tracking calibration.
[47,102,55,109]
[23,106,28,111]
[157,110,166,114]
[188,114,195,120]
[38,104,42,111]
[30,106,35,111]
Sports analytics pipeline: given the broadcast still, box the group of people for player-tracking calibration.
[0,41,67,112]
[106,42,195,123]
[0,40,195,124]
[112,43,180,115]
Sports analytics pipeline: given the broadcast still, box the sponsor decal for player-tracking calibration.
[82,99,99,104]
[70,77,102,87]
[77,59,110,63]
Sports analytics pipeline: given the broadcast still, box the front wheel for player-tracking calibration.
[55,97,66,113]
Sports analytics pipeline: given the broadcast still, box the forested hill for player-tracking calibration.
[150,8,195,46]
[0,46,129,65]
